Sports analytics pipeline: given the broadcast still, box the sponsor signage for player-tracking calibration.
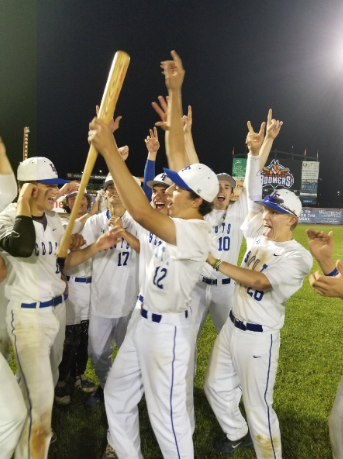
[299,208,343,225]
[300,161,320,203]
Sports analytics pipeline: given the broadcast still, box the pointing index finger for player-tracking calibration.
[267,109,272,126]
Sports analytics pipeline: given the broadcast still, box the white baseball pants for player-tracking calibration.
[0,353,26,459]
[204,319,282,459]
[7,300,66,459]
[88,312,131,387]
[104,308,196,459]
[190,280,235,336]
[329,374,343,459]
[65,279,91,325]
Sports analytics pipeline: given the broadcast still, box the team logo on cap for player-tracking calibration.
[160,173,167,181]
[261,159,294,189]
[49,163,58,175]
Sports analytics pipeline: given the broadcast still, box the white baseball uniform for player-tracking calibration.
[204,212,313,459]
[82,209,139,387]
[190,154,262,336]
[0,205,66,459]
[0,174,26,459]
[190,194,248,333]
[104,217,211,459]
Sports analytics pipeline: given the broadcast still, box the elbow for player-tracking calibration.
[251,278,271,292]
[11,246,34,258]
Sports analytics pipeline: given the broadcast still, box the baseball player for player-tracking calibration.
[0,156,119,459]
[0,136,18,359]
[204,188,313,458]
[0,136,26,459]
[306,229,343,459]
[89,50,217,459]
[81,174,140,408]
[190,109,283,339]
[54,190,99,405]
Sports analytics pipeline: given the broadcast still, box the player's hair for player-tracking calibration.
[189,190,213,216]
[63,194,92,214]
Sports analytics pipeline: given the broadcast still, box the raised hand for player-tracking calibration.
[265,109,283,140]
[96,105,122,133]
[182,105,193,133]
[19,183,38,201]
[145,127,160,155]
[58,181,79,198]
[309,260,343,299]
[152,95,169,131]
[161,50,185,91]
[306,229,334,262]
[246,121,265,156]
[118,146,129,161]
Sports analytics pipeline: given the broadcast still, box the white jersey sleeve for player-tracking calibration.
[0,173,17,212]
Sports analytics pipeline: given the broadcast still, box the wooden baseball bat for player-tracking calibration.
[57,51,130,258]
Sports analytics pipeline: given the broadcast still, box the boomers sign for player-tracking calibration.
[261,159,294,189]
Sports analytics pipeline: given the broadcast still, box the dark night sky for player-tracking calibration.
[1,0,343,204]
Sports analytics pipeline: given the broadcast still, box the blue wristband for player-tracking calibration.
[325,267,339,277]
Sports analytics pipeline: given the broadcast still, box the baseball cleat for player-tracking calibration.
[74,374,97,393]
[213,431,253,454]
[85,385,104,408]
[102,443,119,458]
[54,381,71,405]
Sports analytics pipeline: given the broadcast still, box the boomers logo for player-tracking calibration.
[261,159,294,189]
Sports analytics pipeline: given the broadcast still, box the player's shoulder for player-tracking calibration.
[283,239,313,269]
[174,217,211,236]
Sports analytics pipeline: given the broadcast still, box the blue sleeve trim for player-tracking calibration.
[143,159,156,201]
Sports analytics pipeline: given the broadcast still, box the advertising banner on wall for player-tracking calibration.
[300,161,319,203]
[232,158,247,201]
[299,208,343,225]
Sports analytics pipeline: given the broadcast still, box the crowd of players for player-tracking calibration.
[0,51,342,459]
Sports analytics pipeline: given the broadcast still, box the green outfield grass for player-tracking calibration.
[30,225,343,458]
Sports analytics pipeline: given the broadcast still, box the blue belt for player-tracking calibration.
[202,277,230,285]
[141,307,188,323]
[21,293,68,309]
[229,310,263,333]
[66,276,92,284]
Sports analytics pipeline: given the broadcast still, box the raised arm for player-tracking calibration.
[88,119,177,245]
[162,51,188,171]
[0,137,17,209]
[183,105,199,164]
[258,109,283,170]
[143,127,159,199]
[306,229,343,299]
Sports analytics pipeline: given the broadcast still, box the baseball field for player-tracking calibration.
[13,224,342,459]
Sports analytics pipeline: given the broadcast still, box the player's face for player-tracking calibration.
[165,184,194,218]
[152,185,169,214]
[262,207,296,241]
[105,183,122,206]
[35,183,59,212]
[67,195,88,214]
[213,181,233,210]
